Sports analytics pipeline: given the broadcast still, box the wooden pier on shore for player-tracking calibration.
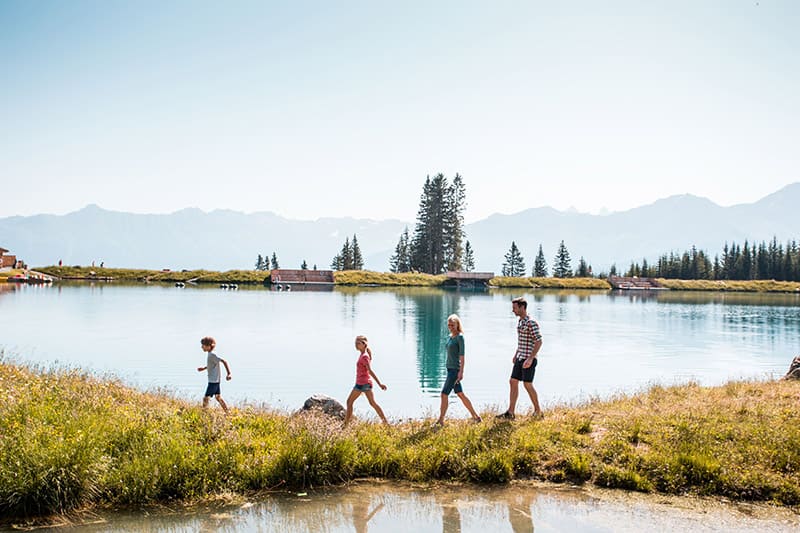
[269,269,335,286]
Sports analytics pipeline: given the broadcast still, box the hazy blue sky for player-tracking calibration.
[1,1,798,222]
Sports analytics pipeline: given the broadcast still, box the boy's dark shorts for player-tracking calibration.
[441,368,463,395]
[204,382,221,397]
[353,383,373,391]
[511,358,537,382]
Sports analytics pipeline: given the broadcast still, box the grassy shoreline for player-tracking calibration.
[30,266,800,292]
[1,360,798,521]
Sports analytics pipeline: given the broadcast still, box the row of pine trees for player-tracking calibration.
[625,238,800,281]
[254,175,800,281]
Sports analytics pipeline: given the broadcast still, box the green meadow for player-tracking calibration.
[2,360,798,521]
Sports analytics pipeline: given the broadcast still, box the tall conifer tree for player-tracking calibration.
[533,244,547,277]
[463,240,475,272]
[553,240,572,278]
[502,241,526,277]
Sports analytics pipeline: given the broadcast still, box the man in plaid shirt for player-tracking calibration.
[497,297,543,420]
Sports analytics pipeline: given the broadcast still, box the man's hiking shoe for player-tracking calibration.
[495,411,515,420]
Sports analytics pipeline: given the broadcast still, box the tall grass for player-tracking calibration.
[2,361,799,520]
[488,276,611,289]
[35,266,269,284]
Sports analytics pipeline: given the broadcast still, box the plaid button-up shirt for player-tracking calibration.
[515,315,542,361]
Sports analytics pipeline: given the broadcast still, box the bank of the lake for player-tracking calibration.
[2,360,798,521]
[32,266,800,292]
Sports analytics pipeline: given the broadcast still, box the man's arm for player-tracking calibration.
[523,339,542,368]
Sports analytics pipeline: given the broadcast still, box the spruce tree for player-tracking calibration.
[409,173,467,274]
[270,252,279,270]
[301,260,308,270]
[352,234,364,270]
[553,240,572,278]
[576,256,589,277]
[463,240,475,272]
[341,237,353,270]
[255,254,265,271]
[533,244,547,277]
[502,241,526,277]
[390,227,411,273]
[444,173,466,271]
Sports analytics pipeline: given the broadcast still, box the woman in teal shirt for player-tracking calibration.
[436,314,482,425]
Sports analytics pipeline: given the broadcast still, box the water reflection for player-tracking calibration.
[397,290,461,393]
[73,482,800,532]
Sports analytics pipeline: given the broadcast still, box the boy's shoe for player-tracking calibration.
[495,411,515,420]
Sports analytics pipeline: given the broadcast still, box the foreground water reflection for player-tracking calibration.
[39,482,800,532]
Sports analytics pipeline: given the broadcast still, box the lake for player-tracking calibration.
[1,282,799,420]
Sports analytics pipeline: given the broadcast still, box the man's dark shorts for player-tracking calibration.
[441,368,463,395]
[511,358,537,382]
[204,382,221,397]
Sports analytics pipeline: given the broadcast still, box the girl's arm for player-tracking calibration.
[197,366,207,372]
[220,358,232,380]
[368,366,387,390]
[457,355,465,382]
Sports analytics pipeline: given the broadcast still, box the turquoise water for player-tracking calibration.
[1,283,799,419]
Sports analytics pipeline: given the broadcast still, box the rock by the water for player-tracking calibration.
[302,394,345,419]
[783,356,800,380]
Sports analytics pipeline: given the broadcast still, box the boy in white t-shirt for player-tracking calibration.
[197,336,232,412]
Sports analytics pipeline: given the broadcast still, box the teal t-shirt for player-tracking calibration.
[446,334,464,369]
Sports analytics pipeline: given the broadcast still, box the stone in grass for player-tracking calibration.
[302,394,346,420]
[783,355,800,380]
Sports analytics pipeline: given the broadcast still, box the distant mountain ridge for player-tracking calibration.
[2,184,799,273]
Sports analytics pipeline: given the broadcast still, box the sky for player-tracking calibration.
[1,0,798,223]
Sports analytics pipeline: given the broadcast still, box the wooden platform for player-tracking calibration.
[608,276,666,290]
[269,269,334,285]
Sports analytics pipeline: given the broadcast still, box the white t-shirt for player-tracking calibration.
[206,352,222,383]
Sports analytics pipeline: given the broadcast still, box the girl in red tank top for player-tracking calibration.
[343,335,389,426]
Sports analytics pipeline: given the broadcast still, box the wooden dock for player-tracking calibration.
[269,269,334,286]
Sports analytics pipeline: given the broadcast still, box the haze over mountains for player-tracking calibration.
[2,184,799,274]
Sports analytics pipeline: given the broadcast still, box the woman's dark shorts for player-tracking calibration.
[511,358,537,382]
[204,382,221,397]
[354,383,373,391]
[441,368,463,395]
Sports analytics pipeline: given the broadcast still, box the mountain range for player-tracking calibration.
[2,183,799,273]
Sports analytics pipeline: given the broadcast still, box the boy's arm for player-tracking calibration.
[220,358,232,380]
